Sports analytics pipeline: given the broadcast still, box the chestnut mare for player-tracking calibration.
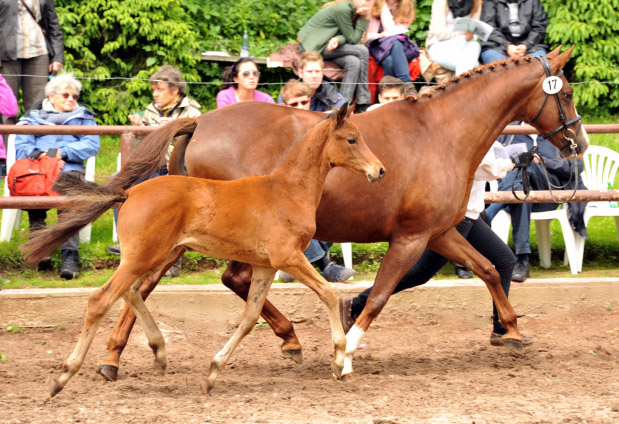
[22,105,386,396]
[33,48,587,385]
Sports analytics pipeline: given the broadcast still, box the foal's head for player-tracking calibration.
[325,104,386,182]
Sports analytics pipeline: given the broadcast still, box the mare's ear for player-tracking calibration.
[335,103,348,128]
[550,45,574,74]
[546,45,562,59]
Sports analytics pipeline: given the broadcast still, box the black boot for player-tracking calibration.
[454,263,473,279]
[511,254,529,282]
[60,250,79,280]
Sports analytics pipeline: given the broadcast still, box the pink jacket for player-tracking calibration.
[216,87,275,109]
[366,3,411,42]
[0,74,18,159]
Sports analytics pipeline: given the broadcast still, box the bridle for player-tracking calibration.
[512,56,583,202]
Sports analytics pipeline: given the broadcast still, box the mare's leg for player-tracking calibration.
[280,253,348,380]
[98,248,186,381]
[342,234,429,377]
[51,264,147,397]
[201,266,276,394]
[222,261,303,363]
[427,227,523,352]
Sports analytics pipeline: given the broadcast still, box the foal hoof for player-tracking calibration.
[153,359,167,376]
[50,379,63,398]
[341,372,355,382]
[282,348,303,365]
[97,364,119,382]
[198,380,215,395]
[504,338,524,355]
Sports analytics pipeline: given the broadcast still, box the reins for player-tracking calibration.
[511,56,582,202]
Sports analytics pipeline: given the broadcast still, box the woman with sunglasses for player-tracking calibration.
[216,58,274,108]
[14,72,100,280]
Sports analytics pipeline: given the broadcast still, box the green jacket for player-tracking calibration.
[297,1,369,53]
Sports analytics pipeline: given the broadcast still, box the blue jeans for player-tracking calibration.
[480,48,547,64]
[322,43,371,104]
[303,239,332,264]
[381,40,412,82]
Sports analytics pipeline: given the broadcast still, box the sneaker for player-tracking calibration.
[106,243,121,256]
[60,250,79,280]
[490,331,534,347]
[321,262,355,282]
[455,265,473,279]
[165,262,182,278]
[278,271,296,282]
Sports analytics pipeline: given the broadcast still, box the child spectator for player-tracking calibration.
[280,79,313,110]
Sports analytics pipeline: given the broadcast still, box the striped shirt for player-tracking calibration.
[17,0,48,59]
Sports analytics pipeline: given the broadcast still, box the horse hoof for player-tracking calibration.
[282,349,303,364]
[504,338,524,355]
[331,363,344,380]
[153,359,167,375]
[198,380,215,395]
[97,364,119,382]
[341,372,354,382]
[50,380,63,398]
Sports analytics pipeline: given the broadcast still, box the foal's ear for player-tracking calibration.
[335,103,349,128]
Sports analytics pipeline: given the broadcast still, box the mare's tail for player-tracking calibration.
[20,173,128,264]
[109,117,198,190]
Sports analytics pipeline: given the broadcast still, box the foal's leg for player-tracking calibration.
[98,248,186,381]
[427,227,522,352]
[201,266,277,394]
[222,261,303,363]
[51,265,145,397]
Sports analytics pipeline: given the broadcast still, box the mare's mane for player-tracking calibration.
[404,56,534,104]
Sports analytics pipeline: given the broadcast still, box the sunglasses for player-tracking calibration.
[240,70,260,78]
[286,99,310,108]
[58,92,79,100]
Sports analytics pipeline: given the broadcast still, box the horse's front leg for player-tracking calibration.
[97,248,186,381]
[201,266,276,394]
[343,234,429,378]
[222,261,303,363]
[427,227,523,352]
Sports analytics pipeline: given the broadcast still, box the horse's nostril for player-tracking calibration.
[379,168,386,179]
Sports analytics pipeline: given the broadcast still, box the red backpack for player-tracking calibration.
[8,155,62,196]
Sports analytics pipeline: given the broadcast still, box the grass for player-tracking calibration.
[1,114,617,289]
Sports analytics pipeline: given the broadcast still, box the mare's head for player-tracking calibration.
[325,104,386,182]
[523,46,589,158]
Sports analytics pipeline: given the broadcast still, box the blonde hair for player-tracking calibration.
[370,0,416,24]
[298,51,324,71]
[280,79,314,103]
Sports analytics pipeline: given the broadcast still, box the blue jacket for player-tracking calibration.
[15,100,100,173]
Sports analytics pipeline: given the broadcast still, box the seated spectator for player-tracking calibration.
[426,0,483,75]
[484,127,587,282]
[480,0,548,64]
[278,51,346,112]
[15,72,100,280]
[216,58,274,108]
[365,0,418,83]
[107,65,201,278]
[1,72,18,176]
[366,75,405,111]
[297,0,372,112]
[280,79,313,110]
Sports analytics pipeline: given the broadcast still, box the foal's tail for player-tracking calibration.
[20,173,129,264]
[110,117,198,191]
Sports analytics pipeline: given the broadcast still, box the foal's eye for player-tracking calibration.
[347,138,357,145]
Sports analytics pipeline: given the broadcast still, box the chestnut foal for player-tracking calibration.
[23,104,385,397]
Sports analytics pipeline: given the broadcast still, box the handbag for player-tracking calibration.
[8,154,62,196]
[366,34,420,64]
[19,0,55,59]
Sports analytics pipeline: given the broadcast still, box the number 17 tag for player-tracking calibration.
[543,76,563,94]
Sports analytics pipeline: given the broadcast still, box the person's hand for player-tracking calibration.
[49,62,63,73]
[515,44,527,56]
[506,44,520,58]
[512,150,535,168]
[464,30,474,41]
[128,114,143,126]
[159,117,173,126]
[326,37,339,51]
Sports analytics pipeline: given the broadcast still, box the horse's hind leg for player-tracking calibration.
[201,266,276,394]
[51,265,142,397]
[222,261,303,363]
[428,227,523,353]
[98,248,186,381]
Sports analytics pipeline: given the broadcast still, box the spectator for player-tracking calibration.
[480,0,548,64]
[484,128,587,282]
[297,0,372,112]
[216,58,274,108]
[280,79,313,110]
[14,73,99,280]
[340,143,534,348]
[366,75,405,111]
[278,51,347,112]
[0,73,19,176]
[426,0,483,75]
[0,0,64,125]
[365,0,418,83]
[107,65,201,278]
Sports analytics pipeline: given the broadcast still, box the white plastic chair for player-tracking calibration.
[488,180,582,274]
[1,132,96,243]
[572,145,619,272]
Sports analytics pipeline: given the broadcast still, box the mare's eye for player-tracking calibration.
[347,139,357,145]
